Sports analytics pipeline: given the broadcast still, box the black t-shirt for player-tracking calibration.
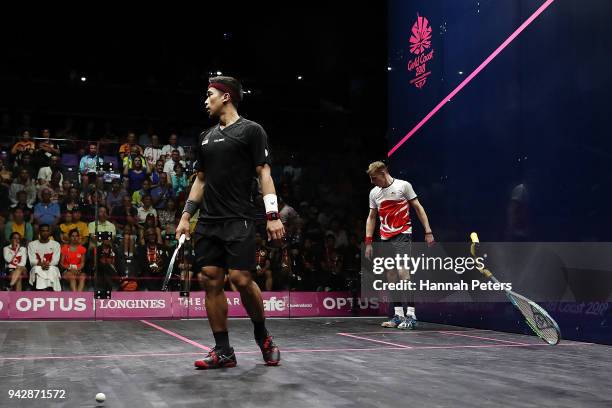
[196,117,270,222]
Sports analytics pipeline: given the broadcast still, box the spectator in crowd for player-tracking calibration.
[9,168,37,206]
[0,157,13,184]
[137,227,169,291]
[254,232,273,291]
[151,172,174,209]
[161,133,185,159]
[299,237,320,290]
[319,234,343,291]
[144,134,164,168]
[3,232,28,291]
[37,155,63,186]
[59,209,78,244]
[122,223,138,258]
[131,177,153,207]
[118,131,143,160]
[163,149,186,179]
[61,187,82,215]
[35,128,61,168]
[33,188,61,229]
[10,130,35,157]
[111,195,137,231]
[60,229,87,291]
[137,195,157,224]
[139,214,163,246]
[71,209,90,245]
[11,190,34,223]
[157,197,178,228]
[95,234,122,291]
[106,178,127,210]
[342,233,361,287]
[37,171,63,203]
[124,156,149,193]
[5,207,33,243]
[15,152,37,179]
[28,224,61,291]
[326,219,349,249]
[170,163,188,196]
[79,142,100,176]
[150,159,166,186]
[122,144,148,171]
[88,206,116,246]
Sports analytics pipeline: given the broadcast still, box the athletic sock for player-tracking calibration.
[406,306,416,318]
[394,306,406,317]
[252,319,269,343]
[213,331,230,350]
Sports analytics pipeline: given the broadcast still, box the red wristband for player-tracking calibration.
[365,236,373,245]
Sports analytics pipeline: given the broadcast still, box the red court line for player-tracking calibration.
[140,320,211,352]
[0,343,589,362]
[388,0,556,157]
[437,330,529,346]
[338,332,413,348]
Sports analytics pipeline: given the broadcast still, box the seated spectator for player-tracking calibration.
[137,227,169,291]
[157,197,178,228]
[28,224,62,291]
[124,156,149,193]
[162,223,178,251]
[59,209,79,244]
[15,152,37,179]
[60,229,87,292]
[139,214,162,246]
[137,195,157,224]
[131,178,153,207]
[61,187,83,215]
[33,188,61,229]
[71,209,90,245]
[118,132,143,159]
[0,158,13,184]
[254,232,273,291]
[161,133,185,159]
[88,206,116,247]
[171,163,189,196]
[326,219,349,249]
[163,149,186,179]
[37,171,63,203]
[299,237,321,290]
[95,235,123,291]
[122,144,148,171]
[5,207,33,243]
[319,234,344,291]
[150,173,174,209]
[10,130,35,158]
[144,134,164,168]
[122,223,138,258]
[9,168,37,206]
[3,232,28,291]
[106,178,127,210]
[37,155,63,186]
[111,195,137,231]
[10,190,34,223]
[79,142,101,177]
[150,159,166,186]
[35,129,61,168]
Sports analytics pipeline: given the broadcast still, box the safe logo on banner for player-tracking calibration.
[408,14,434,89]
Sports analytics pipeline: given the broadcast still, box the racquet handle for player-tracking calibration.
[470,232,480,244]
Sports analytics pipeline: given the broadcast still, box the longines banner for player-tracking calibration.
[0,292,386,320]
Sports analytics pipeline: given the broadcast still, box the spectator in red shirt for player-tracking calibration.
[60,229,87,291]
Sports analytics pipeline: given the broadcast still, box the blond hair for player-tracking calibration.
[366,161,387,175]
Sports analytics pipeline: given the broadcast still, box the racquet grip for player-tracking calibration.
[470,232,480,244]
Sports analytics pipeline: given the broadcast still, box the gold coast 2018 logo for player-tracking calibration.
[408,14,434,89]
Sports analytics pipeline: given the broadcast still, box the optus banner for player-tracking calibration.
[0,292,386,320]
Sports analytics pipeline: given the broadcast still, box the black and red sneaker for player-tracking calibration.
[194,346,237,369]
[258,336,281,366]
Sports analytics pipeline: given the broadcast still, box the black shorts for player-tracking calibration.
[386,233,412,255]
[193,219,256,271]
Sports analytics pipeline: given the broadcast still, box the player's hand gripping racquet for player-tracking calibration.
[162,234,186,291]
[470,232,561,345]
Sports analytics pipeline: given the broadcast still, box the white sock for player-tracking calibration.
[407,307,416,318]
[394,307,405,317]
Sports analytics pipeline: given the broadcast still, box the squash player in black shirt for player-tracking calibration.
[176,76,285,369]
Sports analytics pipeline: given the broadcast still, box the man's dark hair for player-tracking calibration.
[69,228,79,236]
[208,76,243,106]
[39,224,50,231]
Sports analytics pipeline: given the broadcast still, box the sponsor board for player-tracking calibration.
[7,292,94,319]
[95,292,173,319]
[0,292,9,319]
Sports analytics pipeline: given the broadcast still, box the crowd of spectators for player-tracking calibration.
[1,125,368,293]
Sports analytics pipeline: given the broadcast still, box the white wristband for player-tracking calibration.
[263,194,278,214]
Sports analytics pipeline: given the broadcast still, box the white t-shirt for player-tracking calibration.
[137,206,158,224]
[27,240,61,267]
[144,146,164,167]
[3,246,27,268]
[368,178,417,239]
[163,159,186,178]
[161,145,185,159]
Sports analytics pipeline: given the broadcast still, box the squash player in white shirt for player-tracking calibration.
[364,161,435,329]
